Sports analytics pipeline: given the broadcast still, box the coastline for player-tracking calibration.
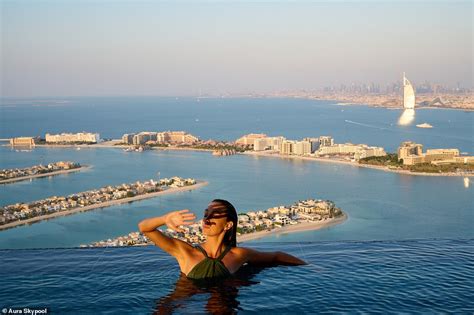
[278,95,474,112]
[328,101,474,112]
[3,142,471,177]
[243,151,474,177]
[0,181,208,231]
[237,212,347,243]
[5,142,215,153]
[225,94,474,111]
[0,165,92,184]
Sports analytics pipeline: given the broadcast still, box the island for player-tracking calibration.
[80,198,346,247]
[0,177,207,231]
[0,161,86,184]
[359,142,474,175]
[241,134,474,176]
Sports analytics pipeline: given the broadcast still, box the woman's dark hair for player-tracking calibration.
[212,199,238,247]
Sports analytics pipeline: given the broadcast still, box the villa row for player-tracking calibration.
[0,177,196,226]
[82,198,342,247]
[0,161,81,180]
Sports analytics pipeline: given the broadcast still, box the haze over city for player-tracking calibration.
[1,0,472,97]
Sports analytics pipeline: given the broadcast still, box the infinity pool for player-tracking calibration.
[2,239,473,314]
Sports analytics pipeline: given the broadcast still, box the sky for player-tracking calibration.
[1,0,472,97]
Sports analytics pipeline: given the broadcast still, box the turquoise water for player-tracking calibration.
[0,146,472,249]
[1,240,473,314]
[0,97,473,249]
[1,97,473,313]
[1,96,473,152]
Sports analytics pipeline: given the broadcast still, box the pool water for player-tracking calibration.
[2,239,473,314]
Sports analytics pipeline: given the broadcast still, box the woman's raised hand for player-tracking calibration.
[164,209,196,233]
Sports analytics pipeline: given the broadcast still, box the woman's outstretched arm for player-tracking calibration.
[138,209,196,259]
[239,247,307,266]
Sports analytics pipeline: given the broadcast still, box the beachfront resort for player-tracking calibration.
[0,177,197,228]
[81,198,344,247]
[238,133,387,161]
[6,130,474,175]
[239,133,474,174]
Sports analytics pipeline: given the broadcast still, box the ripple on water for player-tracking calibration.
[1,239,473,314]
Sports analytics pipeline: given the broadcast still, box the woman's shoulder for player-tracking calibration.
[230,246,257,257]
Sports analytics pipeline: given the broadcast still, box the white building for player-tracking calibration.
[254,136,286,151]
[294,141,312,155]
[274,214,291,225]
[403,73,416,109]
[45,132,100,143]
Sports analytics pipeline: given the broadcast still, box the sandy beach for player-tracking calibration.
[11,141,216,153]
[237,213,347,243]
[243,151,474,177]
[0,165,92,184]
[4,141,471,177]
[0,181,208,231]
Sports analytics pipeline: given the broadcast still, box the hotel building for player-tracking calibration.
[397,141,473,165]
[122,131,199,145]
[235,133,267,146]
[157,131,199,144]
[10,137,40,146]
[45,132,100,143]
[253,136,286,151]
[317,143,386,161]
[132,132,157,145]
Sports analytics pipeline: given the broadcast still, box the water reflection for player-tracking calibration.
[398,109,415,126]
[152,265,264,314]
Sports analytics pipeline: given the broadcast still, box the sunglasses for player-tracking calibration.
[203,208,228,225]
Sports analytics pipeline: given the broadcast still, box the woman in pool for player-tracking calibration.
[138,199,307,279]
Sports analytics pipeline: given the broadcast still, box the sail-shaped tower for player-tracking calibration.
[403,73,415,109]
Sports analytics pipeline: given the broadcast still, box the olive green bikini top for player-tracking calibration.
[186,245,232,279]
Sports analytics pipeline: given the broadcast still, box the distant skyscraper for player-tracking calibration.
[403,73,415,109]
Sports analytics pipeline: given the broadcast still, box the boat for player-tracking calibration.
[416,123,433,128]
[464,177,470,188]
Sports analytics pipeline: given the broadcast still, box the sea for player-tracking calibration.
[0,96,473,313]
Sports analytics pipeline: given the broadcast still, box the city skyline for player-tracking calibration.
[1,0,472,97]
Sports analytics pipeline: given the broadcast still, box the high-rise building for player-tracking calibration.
[157,131,199,144]
[235,133,267,146]
[122,134,135,144]
[303,137,321,153]
[254,136,285,151]
[319,136,334,147]
[132,132,157,145]
[294,141,312,155]
[403,73,416,109]
[397,142,462,165]
[398,141,423,162]
[280,140,295,155]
